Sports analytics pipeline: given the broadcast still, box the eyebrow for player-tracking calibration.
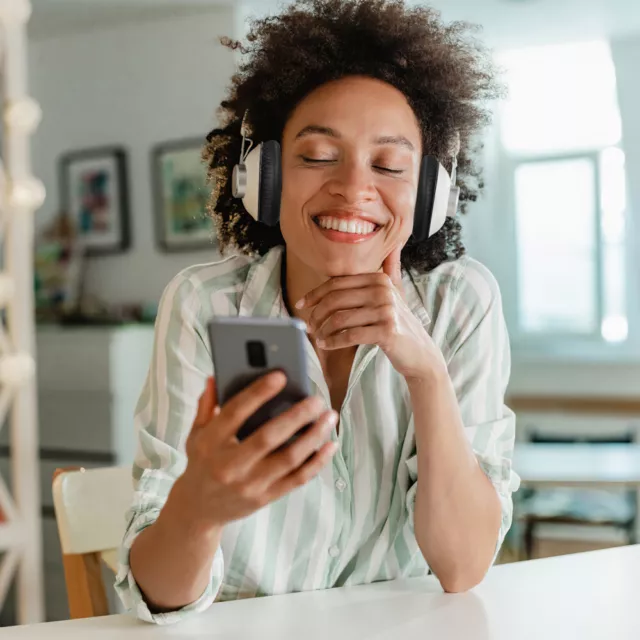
[295,125,415,151]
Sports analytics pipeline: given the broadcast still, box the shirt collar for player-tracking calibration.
[236,246,431,403]
[237,246,286,319]
[237,246,327,394]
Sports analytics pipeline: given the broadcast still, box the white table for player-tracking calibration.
[2,545,640,639]
[513,443,640,488]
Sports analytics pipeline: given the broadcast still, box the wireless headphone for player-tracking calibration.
[231,112,460,242]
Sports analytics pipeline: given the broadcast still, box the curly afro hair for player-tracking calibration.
[203,0,503,274]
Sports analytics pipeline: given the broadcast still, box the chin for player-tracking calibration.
[315,252,380,277]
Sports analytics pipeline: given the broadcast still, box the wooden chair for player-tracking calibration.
[52,466,133,619]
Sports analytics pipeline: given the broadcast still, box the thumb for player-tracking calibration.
[194,376,218,427]
[382,245,403,290]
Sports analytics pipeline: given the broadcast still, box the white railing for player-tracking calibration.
[0,0,45,624]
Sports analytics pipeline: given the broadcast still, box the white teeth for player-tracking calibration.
[316,216,376,235]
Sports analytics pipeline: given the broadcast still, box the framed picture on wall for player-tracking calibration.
[152,138,215,253]
[59,146,131,256]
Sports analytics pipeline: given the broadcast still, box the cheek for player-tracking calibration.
[279,168,318,232]
[385,182,417,233]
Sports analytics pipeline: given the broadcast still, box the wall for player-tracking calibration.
[30,8,238,306]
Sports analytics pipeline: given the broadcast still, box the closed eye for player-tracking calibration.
[301,156,333,165]
[300,156,405,175]
[374,166,404,175]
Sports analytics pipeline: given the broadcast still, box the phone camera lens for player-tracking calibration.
[246,340,267,368]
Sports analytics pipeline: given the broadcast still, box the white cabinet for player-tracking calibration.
[0,325,155,624]
[33,326,155,459]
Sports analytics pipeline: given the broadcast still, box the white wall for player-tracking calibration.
[30,8,238,305]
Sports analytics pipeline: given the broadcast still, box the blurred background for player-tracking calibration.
[1,0,639,625]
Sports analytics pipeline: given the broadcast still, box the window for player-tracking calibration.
[497,41,629,346]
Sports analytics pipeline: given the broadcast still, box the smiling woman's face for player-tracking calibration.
[279,75,423,278]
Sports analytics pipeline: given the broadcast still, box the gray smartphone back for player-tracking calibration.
[207,317,312,443]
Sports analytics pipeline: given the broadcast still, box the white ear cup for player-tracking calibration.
[427,162,453,237]
[241,143,262,221]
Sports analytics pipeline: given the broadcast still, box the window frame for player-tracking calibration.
[500,146,640,361]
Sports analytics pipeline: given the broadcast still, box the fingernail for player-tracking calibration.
[316,338,326,348]
[295,298,305,309]
[327,411,338,425]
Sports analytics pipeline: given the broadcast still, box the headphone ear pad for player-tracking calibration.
[412,156,439,242]
[258,140,282,226]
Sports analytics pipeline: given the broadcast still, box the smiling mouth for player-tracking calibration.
[312,215,380,235]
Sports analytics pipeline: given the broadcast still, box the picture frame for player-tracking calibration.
[151,137,215,253]
[58,146,131,256]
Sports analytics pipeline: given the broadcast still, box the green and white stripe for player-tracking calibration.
[115,246,519,625]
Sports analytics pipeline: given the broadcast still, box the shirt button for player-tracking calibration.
[328,546,340,558]
[335,478,347,492]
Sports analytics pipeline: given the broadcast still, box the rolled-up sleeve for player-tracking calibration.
[114,271,223,623]
[404,258,519,560]
[445,259,520,558]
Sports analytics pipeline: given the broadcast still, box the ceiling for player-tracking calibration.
[29,0,640,47]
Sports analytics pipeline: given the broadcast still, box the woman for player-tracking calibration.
[116,0,519,624]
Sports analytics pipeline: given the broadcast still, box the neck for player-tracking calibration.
[283,248,357,414]
[284,250,328,326]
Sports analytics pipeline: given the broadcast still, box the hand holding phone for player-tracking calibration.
[181,373,338,528]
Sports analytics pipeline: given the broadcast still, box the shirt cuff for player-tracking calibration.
[476,451,521,496]
[474,452,520,564]
[114,468,224,624]
[114,510,224,625]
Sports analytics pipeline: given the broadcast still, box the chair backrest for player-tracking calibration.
[52,466,133,555]
[52,466,134,619]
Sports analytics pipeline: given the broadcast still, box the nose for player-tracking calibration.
[326,158,377,204]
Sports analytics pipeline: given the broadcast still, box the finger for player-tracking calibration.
[247,410,338,490]
[308,285,393,332]
[315,306,390,340]
[213,371,287,440]
[316,324,388,351]
[235,396,331,471]
[382,245,403,290]
[194,377,217,428]
[296,273,390,310]
[267,440,339,500]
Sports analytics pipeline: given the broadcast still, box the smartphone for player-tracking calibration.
[207,316,313,445]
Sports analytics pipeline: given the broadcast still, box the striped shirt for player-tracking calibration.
[115,245,520,625]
